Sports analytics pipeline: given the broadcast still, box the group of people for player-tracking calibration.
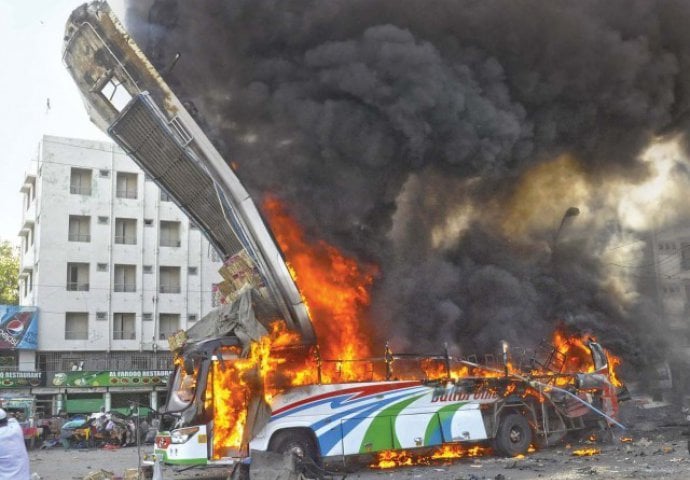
[0,407,30,480]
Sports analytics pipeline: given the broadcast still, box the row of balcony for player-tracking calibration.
[64,330,177,341]
[66,282,182,293]
[70,185,138,199]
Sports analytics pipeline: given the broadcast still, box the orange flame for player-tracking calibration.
[548,330,624,388]
[572,448,601,456]
[263,196,378,381]
[371,444,492,469]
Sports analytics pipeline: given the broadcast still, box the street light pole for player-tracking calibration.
[553,207,580,247]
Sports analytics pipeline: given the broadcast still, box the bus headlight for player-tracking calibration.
[170,427,199,444]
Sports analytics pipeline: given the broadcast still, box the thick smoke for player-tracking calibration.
[125,0,690,367]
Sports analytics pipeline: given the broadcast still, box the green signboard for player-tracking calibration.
[48,370,171,388]
[0,371,43,388]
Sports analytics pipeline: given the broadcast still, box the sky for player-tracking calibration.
[0,0,125,244]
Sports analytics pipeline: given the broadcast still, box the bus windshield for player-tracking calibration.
[166,364,198,412]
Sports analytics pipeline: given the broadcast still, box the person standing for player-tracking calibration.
[0,408,30,479]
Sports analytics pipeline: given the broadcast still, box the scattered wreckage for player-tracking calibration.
[62,0,629,471]
[57,410,153,449]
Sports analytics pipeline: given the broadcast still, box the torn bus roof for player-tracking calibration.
[62,1,316,345]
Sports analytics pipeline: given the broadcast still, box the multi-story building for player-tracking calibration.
[654,227,690,351]
[10,135,222,414]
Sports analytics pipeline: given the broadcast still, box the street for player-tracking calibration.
[26,401,690,480]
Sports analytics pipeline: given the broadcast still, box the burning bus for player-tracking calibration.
[62,1,627,468]
[155,319,626,466]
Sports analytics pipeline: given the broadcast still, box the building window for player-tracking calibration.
[0,354,17,370]
[66,263,90,291]
[160,221,181,247]
[70,168,92,195]
[96,312,107,321]
[142,313,153,321]
[114,218,137,245]
[98,216,109,225]
[21,272,33,296]
[99,76,132,111]
[143,265,153,274]
[682,243,690,270]
[212,283,220,307]
[65,312,88,340]
[114,264,137,292]
[68,215,91,242]
[159,266,181,294]
[116,172,138,199]
[113,313,136,340]
[99,169,110,178]
[188,266,198,275]
[159,313,179,340]
[132,356,152,369]
[97,263,108,272]
[188,314,197,322]
[144,219,153,226]
[160,190,172,202]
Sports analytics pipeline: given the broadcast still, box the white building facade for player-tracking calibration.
[654,228,690,350]
[13,135,223,413]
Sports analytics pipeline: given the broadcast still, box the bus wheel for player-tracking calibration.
[494,413,532,457]
[269,429,319,464]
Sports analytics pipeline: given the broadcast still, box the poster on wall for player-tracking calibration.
[0,306,38,350]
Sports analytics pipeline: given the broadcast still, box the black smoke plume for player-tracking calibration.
[125,0,690,369]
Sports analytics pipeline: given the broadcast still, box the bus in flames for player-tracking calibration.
[153,323,626,466]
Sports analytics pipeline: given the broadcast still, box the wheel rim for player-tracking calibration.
[288,444,306,458]
[509,425,524,444]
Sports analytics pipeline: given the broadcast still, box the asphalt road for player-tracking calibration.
[26,434,690,480]
[26,401,690,480]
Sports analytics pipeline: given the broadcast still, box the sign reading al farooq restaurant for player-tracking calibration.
[0,306,38,350]
[48,371,171,388]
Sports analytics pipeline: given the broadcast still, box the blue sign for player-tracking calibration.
[0,306,38,350]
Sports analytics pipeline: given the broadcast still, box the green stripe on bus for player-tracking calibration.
[359,394,425,453]
[425,402,467,444]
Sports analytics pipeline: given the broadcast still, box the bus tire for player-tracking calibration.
[494,413,532,457]
[269,429,319,464]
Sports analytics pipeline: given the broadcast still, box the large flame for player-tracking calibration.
[262,196,378,381]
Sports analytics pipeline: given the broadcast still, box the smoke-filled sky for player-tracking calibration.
[125,0,690,366]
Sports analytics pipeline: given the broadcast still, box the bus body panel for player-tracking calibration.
[249,381,493,458]
[155,426,209,466]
